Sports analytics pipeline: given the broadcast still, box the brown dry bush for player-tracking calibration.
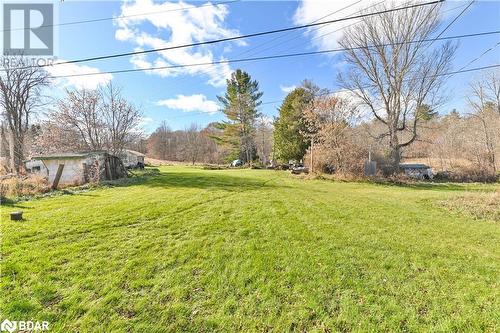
[0,175,49,199]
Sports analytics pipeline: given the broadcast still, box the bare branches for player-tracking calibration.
[338,1,456,168]
[99,82,142,154]
[51,83,142,154]
[465,71,500,172]
[55,88,104,150]
[468,70,500,115]
[0,56,50,172]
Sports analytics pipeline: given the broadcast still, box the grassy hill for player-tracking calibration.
[1,167,499,332]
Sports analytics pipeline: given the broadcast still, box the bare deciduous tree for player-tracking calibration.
[255,116,273,165]
[183,123,201,165]
[52,83,142,154]
[33,121,87,155]
[0,57,49,172]
[483,71,500,115]
[146,122,227,164]
[302,95,363,173]
[338,1,457,170]
[100,82,142,154]
[467,71,500,173]
[55,88,104,150]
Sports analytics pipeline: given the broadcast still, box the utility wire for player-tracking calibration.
[8,0,443,70]
[434,0,474,40]
[259,64,500,106]
[233,0,365,58]
[159,63,500,119]
[0,0,240,32]
[258,1,491,109]
[169,0,372,87]
[252,0,387,58]
[457,40,500,72]
[283,1,468,54]
[48,30,500,78]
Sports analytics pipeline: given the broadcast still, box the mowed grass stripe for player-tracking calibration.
[1,167,499,332]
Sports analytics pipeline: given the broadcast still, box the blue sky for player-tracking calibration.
[50,0,500,132]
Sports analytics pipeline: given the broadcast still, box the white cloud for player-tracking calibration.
[157,94,219,114]
[138,116,153,126]
[293,0,377,51]
[280,84,297,93]
[294,0,454,53]
[46,61,112,89]
[115,0,241,87]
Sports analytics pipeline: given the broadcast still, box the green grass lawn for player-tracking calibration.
[1,167,499,332]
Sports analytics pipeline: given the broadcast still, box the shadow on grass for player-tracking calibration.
[0,199,29,209]
[139,171,286,192]
[372,181,497,192]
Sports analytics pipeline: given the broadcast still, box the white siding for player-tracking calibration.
[44,159,86,185]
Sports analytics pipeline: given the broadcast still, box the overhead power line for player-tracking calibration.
[233,0,365,59]
[251,0,386,58]
[259,64,500,106]
[49,30,500,78]
[0,0,240,32]
[10,0,443,70]
[434,0,474,40]
[457,40,500,72]
[286,1,469,54]
[158,63,500,120]
[173,0,372,87]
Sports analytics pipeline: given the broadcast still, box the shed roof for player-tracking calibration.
[33,151,107,160]
[399,163,431,169]
[123,149,145,157]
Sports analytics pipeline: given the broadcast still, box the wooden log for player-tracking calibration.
[52,164,65,189]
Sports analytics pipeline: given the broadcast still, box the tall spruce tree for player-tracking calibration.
[217,69,263,164]
[273,81,322,162]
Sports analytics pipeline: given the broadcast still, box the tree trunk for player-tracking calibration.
[8,130,15,172]
[11,132,24,173]
[389,132,401,172]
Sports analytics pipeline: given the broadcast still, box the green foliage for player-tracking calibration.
[447,108,461,119]
[216,69,263,163]
[417,104,438,121]
[273,88,312,162]
[2,166,499,331]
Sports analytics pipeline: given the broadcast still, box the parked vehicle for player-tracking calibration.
[230,159,243,167]
[399,163,433,180]
[291,163,309,174]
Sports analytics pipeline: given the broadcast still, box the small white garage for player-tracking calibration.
[29,151,127,187]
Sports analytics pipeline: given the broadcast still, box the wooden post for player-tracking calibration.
[310,136,314,173]
[52,164,65,189]
[9,130,15,172]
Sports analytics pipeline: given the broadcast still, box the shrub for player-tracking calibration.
[435,167,499,183]
[0,175,50,199]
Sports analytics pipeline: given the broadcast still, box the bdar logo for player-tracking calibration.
[0,319,17,333]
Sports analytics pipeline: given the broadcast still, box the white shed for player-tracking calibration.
[119,150,145,168]
[30,151,127,187]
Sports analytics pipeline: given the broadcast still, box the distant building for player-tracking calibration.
[25,159,47,174]
[118,149,145,168]
[26,151,127,187]
[399,163,433,180]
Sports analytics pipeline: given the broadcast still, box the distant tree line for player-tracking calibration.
[1,1,498,181]
[146,69,272,166]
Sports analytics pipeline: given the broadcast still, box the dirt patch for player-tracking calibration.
[437,191,500,222]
